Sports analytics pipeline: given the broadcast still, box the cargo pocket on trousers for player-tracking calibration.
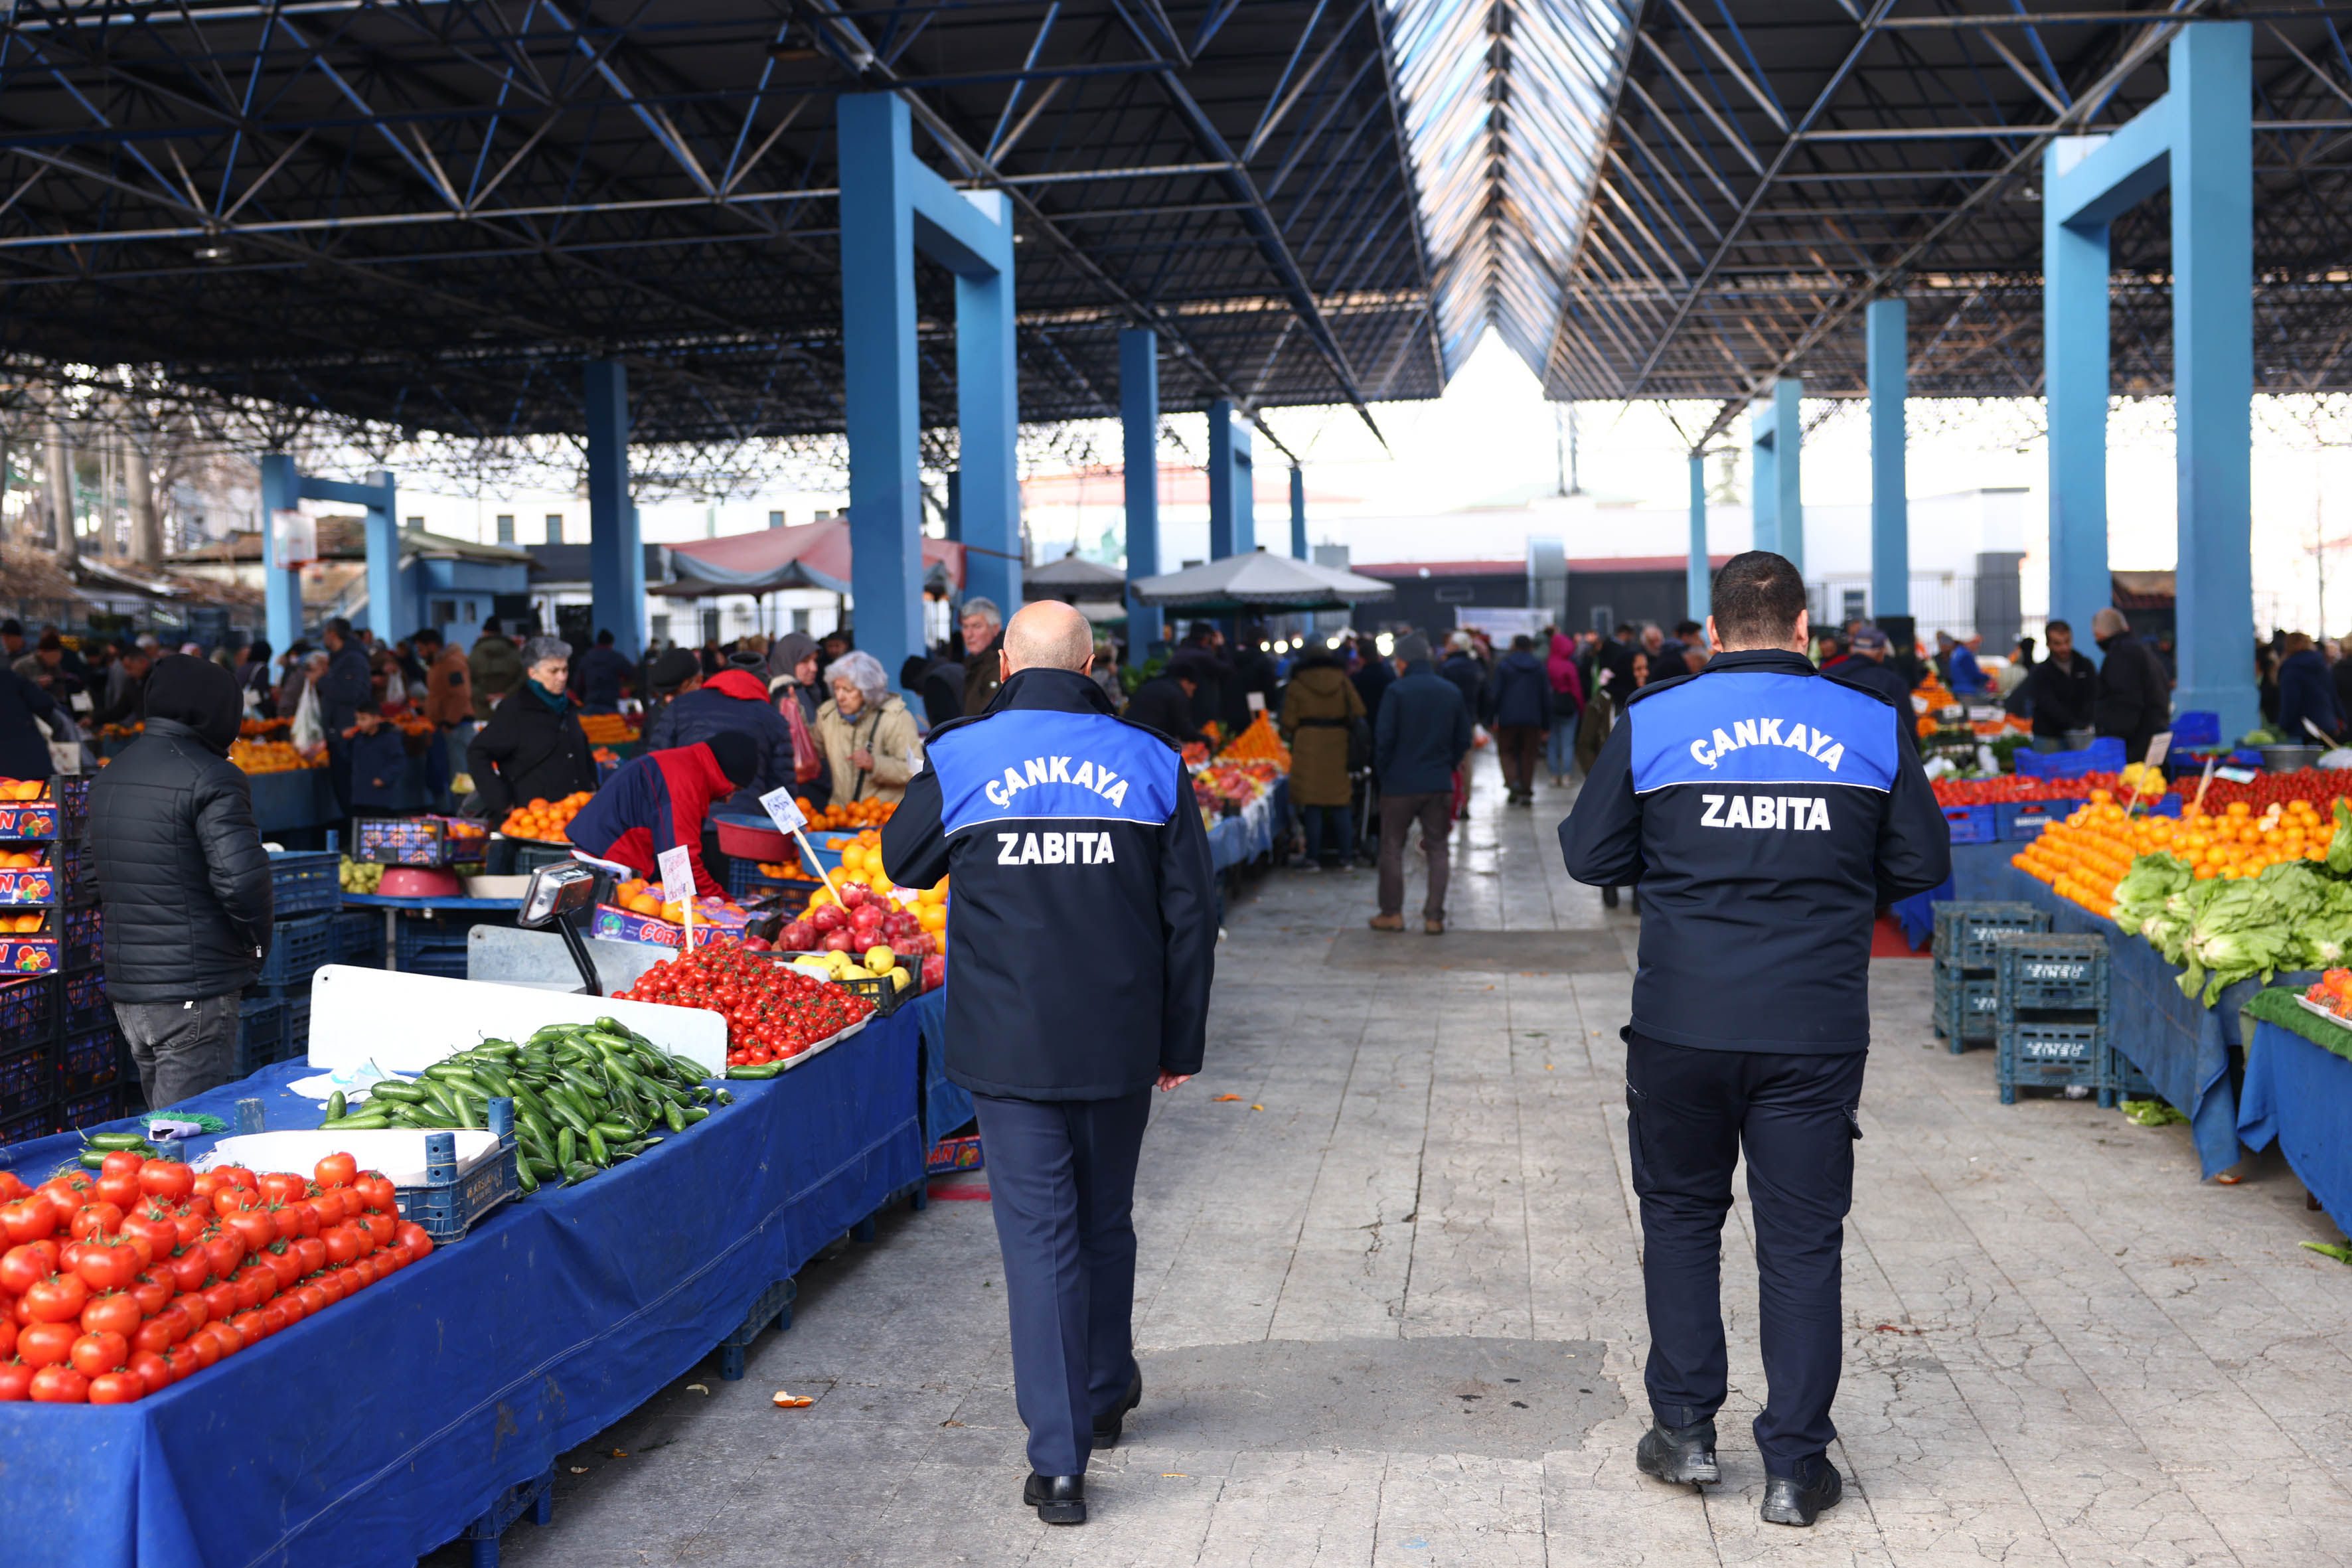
[1845,1103,1863,1140]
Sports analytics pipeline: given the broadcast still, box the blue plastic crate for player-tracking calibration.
[267,849,343,915]
[331,911,384,967]
[61,968,108,1034]
[1994,933,2110,1013]
[717,1277,797,1380]
[1997,799,2083,840]
[2171,711,2220,748]
[254,915,334,988]
[724,859,820,908]
[0,975,58,1048]
[460,1468,554,1562]
[2014,739,2126,779]
[60,905,102,971]
[0,1040,53,1117]
[234,997,287,1079]
[1940,977,1999,1048]
[1997,1020,2109,1104]
[394,1102,520,1243]
[395,913,490,977]
[0,1101,54,1146]
[1932,902,2049,971]
[285,994,311,1056]
[1942,803,1997,844]
[2108,1042,2159,1102]
[59,1084,122,1129]
[55,1027,121,1097]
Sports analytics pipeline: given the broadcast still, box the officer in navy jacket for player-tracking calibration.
[882,600,1215,1527]
[1560,551,1948,1529]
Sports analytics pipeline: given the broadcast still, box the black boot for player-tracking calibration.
[1760,1460,1843,1526]
[1634,1418,1721,1485]
[1023,1472,1087,1525]
[1093,1370,1143,1449]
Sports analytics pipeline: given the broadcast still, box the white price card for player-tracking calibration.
[2144,731,2173,771]
[1245,691,1267,714]
[758,786,807,834]
[657,844,696,943]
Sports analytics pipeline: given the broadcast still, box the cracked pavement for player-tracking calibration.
[429,753,2352,1567]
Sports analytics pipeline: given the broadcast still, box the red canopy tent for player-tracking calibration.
[658,519,966,597]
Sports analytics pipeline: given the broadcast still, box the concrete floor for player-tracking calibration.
[437,753,2352,1567]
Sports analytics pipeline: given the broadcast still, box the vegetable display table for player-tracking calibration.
[0,1006,926,1568]
[2238,1016,2352,1234]
[1206,775,1289,873]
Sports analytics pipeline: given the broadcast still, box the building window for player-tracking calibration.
[1589,605,1614,634]
[405,515,424,532]
[792,609,811,633]
[1842,588,1867,624]
[769,510,785,530]
[650,614,671,645]
[495,514,514,545]
[431,599,457,627]
[546,514,564,545]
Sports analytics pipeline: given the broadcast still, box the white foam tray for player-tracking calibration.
[195,1129,503,1188]
[303,965,728,1076]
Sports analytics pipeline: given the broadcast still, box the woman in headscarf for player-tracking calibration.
[812,651,923,805]
[1544,629,1585,785]
[765,629,830,809]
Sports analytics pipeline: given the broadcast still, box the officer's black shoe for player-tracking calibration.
[1759,1460,1842,1526]
[1024,1472,1087,1525]
[1634,1419,1721,1486]
[1601,885,1620,909]
[1093,1370,1143,1449]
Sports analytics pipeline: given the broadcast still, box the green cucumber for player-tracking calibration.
[556,1127,576,1168]
[584,1126,609,1166]
[662,1101,686,1134]
[85,1131,153,1150]
[326,1090,347,1121]
[727,1063,783,1079]
[368,1079,429,1104]
[515,1161,540,1195]
[591,1119,634,1142]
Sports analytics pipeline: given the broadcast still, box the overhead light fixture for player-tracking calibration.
[193,243,232,264]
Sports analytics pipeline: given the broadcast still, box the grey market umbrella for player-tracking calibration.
[1130,548,1394,613]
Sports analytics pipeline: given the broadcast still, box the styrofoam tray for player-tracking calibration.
[195,1129,504,1188]
[771,1014,868,1071]
[2292,994,2352,1034]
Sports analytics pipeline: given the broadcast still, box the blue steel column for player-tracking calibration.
[2169,23,2255,738]
[838,93,926,681]
[258,453,301,652]
[1121,328,1162,646]
[1749,401,1778,556]
[1867,301,1909,617]
[956,189,1021,613]
[1207,400,1253,557]
[1771,378,1804,573]
[364,470,404,638]
[1289,465,1307,560]
[1687,453,1709,622]
[584,360,643,659]
[2044,148,2112,654]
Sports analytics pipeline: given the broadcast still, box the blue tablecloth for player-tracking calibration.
[1206,777,1289,873]
[906,986,975,1147]
[2238,1020,2352,1235]
[0,1008,926,1568]
[1890,840,2016,945]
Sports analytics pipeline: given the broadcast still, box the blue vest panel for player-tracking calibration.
[927,709,1180,832]
[1627,670,1901,795]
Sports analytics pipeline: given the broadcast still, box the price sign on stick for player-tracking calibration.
[758,785,842,905]
[657,844,695,947]
[2193,753,2218,814]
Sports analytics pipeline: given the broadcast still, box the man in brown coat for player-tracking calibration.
[1279,649,1367,870]
[415,629,474,729]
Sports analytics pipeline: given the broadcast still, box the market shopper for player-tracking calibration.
[469,617,524,722]
[1834,627,1915,716]
[1124,661,1209,748]
[2276,631,2343,742]
[1370,633,1472,935]
[813,650,923,805]
[881,598,1215,1528]
[1279,647,1366,869]
[764,631,831,807]
[87,654,274,1110]
[1488,633,1551,806]
[2090,608,2171,763]
[644,652,795,809]
[573,629,634,712]
[962,597,1006,714]
[466,635,597,824]
[1560,550,1949,1528]
[1545,629,1585,785]
[2011,619,2097,750]
[566,731,761,898]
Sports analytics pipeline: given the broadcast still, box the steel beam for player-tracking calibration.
[1290,463,1307,560]
[258,451,303,653]
[1123,326,1163,646]
[1748,378,1803,571]
[2043,137,2111,652]
[584,358,643,659]
[1867,297,1909,618]
[955,187,1023,615]
[1687,452,1709,623]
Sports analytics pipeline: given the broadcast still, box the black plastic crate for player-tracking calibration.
[234,997,288,1079]
[59,1084,122,1130]
[1993,933,2110,1013]
[53,835,93,904]
[394,913,490,977]
[55,1026,121,1097]
[330,911,384,967]
[0,1101,54,1146]
[1997,1020,2110,1104]
[55,775,91,831]
[725,858,820,907]
[267,849,342,915]
[2107,1042,2159,1102]
[253,915,334,988]
[717,1277,797,1379]
[460,1468,554,1554]
[61,968,108,1034]
[60,905,102,971]
[1932,902,2049,972]
[0,1040,53,1117]
[0,974,58,1049]
[285,994,311,1056]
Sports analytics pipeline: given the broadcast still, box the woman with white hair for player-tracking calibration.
[813,650,923,804]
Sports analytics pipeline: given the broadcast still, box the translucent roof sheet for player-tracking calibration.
[1385,0,1636,379]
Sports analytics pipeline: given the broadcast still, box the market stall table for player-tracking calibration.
[1206,775,1289,873]
[341,891,523,971]
[0,1006,927,1568]
[2237,1005,2352,1235]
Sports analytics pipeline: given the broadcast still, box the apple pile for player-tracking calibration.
[775,882,946,993]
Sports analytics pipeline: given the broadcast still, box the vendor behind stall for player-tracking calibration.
[467,635,597,823]
[565,731,760,897]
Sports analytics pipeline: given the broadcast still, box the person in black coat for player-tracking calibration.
[2009,619,2097,747]
[87,655,274,1110]
[0,664,64,781]
[467,635,597,821]
[2090,609,2171,763]
[643,660,798,812]
[1123,667,1207,748]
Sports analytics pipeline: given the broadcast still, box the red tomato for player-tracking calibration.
[212,1186,261,1217]
[68,1202,123,1241]
[72,1238,137,1293]
[170,1291,206,1332]
[224,1209,277,1255]
[170,1208,206,1248]
[323,1225,361,1267]
[37,1175,93,1212]
[315,1152,359,1189]
[17,1320,75,1368]
[261,1244,303,1291]
[137,1160,195,1204]
[68,1330,127,1375]
[127,1350,173,1395]
[0,1243,49,1295]
[165,1247,209,1294]
[311,1188,349,1223]
[231,1265,274,1311]
[293,1235,327,1275]
[0,1172,25,1203]
[293,1282,330,1317]
[199,1279,238,1323]
[0,1316,13,1358]
[131,1315,180,1354]
[228,1308,269,1344]
[202,1228,244,1278]
[204,1319,246,1357]
[189,1172,224,1202]
[213,1166,258,1192]
[24,1271,88,1322]
[275,1291,307,1327]
[157,1344,195,1383]
[362,1210,397,1249]
[260,1301,289,1336]
[0,1194,56,1244]
[396,1222,434,1263]
[0,1357,31,1399]
[94,1170,142,1211]
[127,1269,171,1318]
[181,1330,219,1370]
[269,1204,303,1243]
[29,1364,89,1403]
[258,1172,307,1206]
[356,1173,398,1214]
[79,1291,141,1339]
[120,1208,179,1263]
[86,1368,144,1403]
[374,1244,406,1275]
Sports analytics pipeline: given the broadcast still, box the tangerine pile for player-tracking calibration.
[1221,712,1292,768]
[500,791,593,842]
[579,713,639,745]
[801,797,894,832]
[0,779,48,801]
[0,911,44,933]
[2012,794,2331,918]
[611,877,746,927]
[0,849,46,870]
[229,740,321,774]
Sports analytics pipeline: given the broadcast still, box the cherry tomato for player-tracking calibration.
[68,1330,128,1376]
[29,1364,89,1402]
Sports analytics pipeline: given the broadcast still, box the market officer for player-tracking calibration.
[1559,550,1948,1527]
[882,598,1215,1528]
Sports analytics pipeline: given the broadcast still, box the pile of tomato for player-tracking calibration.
[1931,772,2133,806]
[611,939,874,1068]
[2171,767,2352,815]
[0,1150,434,1404]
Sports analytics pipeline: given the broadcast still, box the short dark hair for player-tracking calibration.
[596,629,614,646]
[2045,618,2071,636]
[481,617,501,635]
[413,628,441,648]
[1510,634,1532,652]
[1709,551,1806,648]
[1614,623,1638,638]
[1674,620,1702,639]
[325,617,352,639]
[0,620,20,638]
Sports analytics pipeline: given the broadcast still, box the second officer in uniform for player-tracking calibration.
[1561,550,1948,1526]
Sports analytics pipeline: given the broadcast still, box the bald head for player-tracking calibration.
[1001,599,1095,674]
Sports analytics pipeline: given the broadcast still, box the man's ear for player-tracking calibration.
[1000,646,1012,680]
[1704,616,1725,654]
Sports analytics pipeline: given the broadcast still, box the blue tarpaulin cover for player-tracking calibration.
[0,1007,924,1568]
[907,986,974,1147]
[2238,1020,2352,1235]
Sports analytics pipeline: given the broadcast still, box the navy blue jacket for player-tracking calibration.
[2277,649,2343,741]
[1374,662,1472,795]
[1489,649,1551,730]
[318,644,372,732]
[881,667,1217,1100]
[0,670,62,780]
[1561,649,1950,1054]
[574,645,633,710]
[643,669,795,813]
[1439,653,1487,723]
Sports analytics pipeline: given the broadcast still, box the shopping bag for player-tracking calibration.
[290,676,326,753]
[34,712,79,776]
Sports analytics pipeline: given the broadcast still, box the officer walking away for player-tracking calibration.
[882,599,1215,1528]
[1559,552,1948,1526]
[88,655,274,1109]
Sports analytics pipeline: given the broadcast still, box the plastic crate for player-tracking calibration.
[2014,739,2127,779]
[253,915,334,988]
[1939,977,1999,1048]
[1932,902,2049,971]
[59,1085,122,1129]
[61,968,108,1034]
[285,994,311,1054]
[55,775,91,830]
[725,860,821,909]
[1994,933,2110,1013]
[331,911,384,967]
[460,1468,554,1559]
[55,1027,121,1097]
[267,849,342,915]
[1942,804,1997,844]
[2108,1042,2159,1101]
[1996,1020,2109,1104]
[2171,712,2220,748]
[0,1102,54,1146]
[356,815,491,867]
[60,905,102,971]
[0,975,58,1048]
[394,1104,520,1243]
[513,840,577,875]
[395,913,489,977]
[1996,799,2083,840]
[234,997,288,1078]
[54,835,92,905]
[0,1040,53,1117]
[716,1277,797,1379]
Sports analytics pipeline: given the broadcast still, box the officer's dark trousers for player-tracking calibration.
[1624,1030,1865,1478]
[972,1088,1153,1476]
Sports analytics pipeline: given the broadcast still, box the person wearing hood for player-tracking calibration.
[467,635,598,823]
[766,630,833,810]
[1487,634,1553,806]
[1371,633,1472,935]
[1545,629,1586,785]
[1279,647,1368,869]
[813,651,924,805]
[644,645,797,811]
[2276,631,2343,742]
[87,654,274,1110]
[2090,608,2171,764]
[566,731,762,898]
